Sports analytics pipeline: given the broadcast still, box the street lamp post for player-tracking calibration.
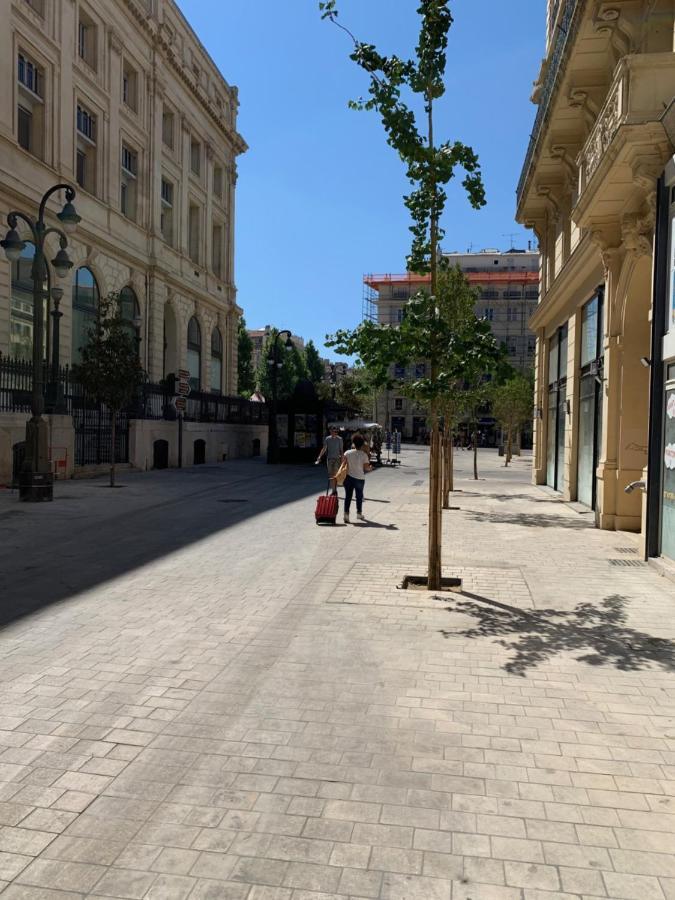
[266,329,293,464]
[1,185,80,501]
[46,285,66,414]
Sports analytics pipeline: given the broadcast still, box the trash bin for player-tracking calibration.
[498,445,504,457]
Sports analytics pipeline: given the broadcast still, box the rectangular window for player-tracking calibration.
[122,60,138,111]
[188,203,200,264]
[162,106,174,148]
[483,308,494,321]
[394,398,403,411]
[18,53,42,96]
[161,178,173,245]
[121,144,138,220]
[212,223,223,278]
[76,103,97,194]
[17,106,32,151]
[190,138,201,176]
[25,0,46,15]
[121,144,137,175]
[213,165,223,199]
[394,363,406,379]
[78,13,97,71]
[76,149,86,188]
[76,104,96,141]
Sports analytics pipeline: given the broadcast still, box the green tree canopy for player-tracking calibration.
[305,339,325,385]
[492,370,534,465]
[256,329,308,400]
[237,316,256,397]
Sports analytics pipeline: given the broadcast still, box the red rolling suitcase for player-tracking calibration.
[315,483,339,525]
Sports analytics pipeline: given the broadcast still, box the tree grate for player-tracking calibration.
[608,558,646,567]
[615,547,639,555]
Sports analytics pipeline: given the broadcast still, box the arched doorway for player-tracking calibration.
[163,302,178,378]
[187,316,201,391]
[71,266,99,363]
[193,438,206,465]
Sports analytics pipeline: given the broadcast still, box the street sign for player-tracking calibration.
[175,397,186,411]
[177,368,191,397]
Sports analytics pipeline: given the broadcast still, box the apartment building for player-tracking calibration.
[515,0,675,564]
[366,249,540,439]
[0,0,251,479]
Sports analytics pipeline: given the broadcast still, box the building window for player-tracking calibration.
[190,138,201,176]
[187,316,201,390]
[213,165,223,199]
[483,308,494,321]
[162,106,174,149]
[527,337,536,353]
[122,60,138,111]
[17,52,44,159]
[415,363,426,378]
[546,323,568,492]
[119,286,141,351]
[504,290,522,299]
[160,177,173,245]
[188,203,200,264]
[507,306,519,322]
[72,266,99,363]
[78,11,97,71]
[481,289,498,300]
[211,327,223,393]
[396,308,404,324]
[525,289,539,300]
[394,363,406,379]
[24,0,45,15]
[10,243,48,360]
[212,222,223,279]
[121,143,138,220]
[394,398,403,411]
[76,103,97,194]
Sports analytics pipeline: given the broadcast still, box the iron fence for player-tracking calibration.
[140,382,267,426]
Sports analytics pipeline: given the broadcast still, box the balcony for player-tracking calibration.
[516,0,582,207]
[574,52,675,224]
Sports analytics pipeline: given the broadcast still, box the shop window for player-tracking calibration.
[187,316,201,391]
[211,327,223,393]
[546,323,568,491]
[577,290,604,509]
[71,266,99,363]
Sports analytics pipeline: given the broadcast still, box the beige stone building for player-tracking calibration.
[516,0,675,562]
[0,0,264,481]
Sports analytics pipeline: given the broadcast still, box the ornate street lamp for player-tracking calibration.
[266,329,293,464]
[1,185,79,500]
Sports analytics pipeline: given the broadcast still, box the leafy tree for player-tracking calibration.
[73,294,145,488]
[336,366,378,417]
[305,340,325,386]
[237,316,256,397]
[256,328,308,401]
[492,370,534,466]
[321,0,485,589]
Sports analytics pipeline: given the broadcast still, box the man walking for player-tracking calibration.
[316,426,344,495]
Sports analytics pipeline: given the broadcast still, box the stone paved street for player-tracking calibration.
[1,448,675,899]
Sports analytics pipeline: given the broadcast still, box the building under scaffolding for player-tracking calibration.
[364,249,540,440]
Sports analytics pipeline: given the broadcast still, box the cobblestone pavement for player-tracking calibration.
[1,448,675,899]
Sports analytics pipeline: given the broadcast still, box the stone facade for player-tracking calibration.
[0,0,248,479]
[516,0,675,541]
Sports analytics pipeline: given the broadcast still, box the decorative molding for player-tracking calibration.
[108,28,124,54]
[535,184,562,222]
[621,212,652,258]
[579,72,625,187]
[568,89,600,133]
[593,4,633,64]
[550,144,578,192]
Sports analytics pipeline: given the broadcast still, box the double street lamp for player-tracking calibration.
[1,184,80,501]
[266,329,293,464]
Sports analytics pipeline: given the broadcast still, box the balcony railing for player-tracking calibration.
[517,0,583,206]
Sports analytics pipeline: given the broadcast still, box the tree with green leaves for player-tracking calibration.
[237,316,256,397]
[492,370,534,466]
[73,294,145,488]
[337,365,378,417]
[321,0,485,589]
[305,340,325,387]
[256,328,308,401]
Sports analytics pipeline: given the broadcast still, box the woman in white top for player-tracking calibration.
[342,434,372,524]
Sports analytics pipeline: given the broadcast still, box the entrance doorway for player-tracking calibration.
[153,439,169,469]
[193,439,206,465]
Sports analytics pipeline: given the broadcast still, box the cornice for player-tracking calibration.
[529,232,602,331]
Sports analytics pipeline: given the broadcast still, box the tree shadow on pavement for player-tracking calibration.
[463,509,594,529]
[440,591,675,676]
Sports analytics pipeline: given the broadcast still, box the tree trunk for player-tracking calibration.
[428,406,442,590]
[506,426,513,465]
[473,424,478,481]
[110,412,117,487]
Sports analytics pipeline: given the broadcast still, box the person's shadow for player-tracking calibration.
[353,521,398,530]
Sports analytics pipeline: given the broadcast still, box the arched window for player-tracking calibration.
[10,242,49,361]
[71,266,99,363]
[210,327,223,394]
[187,316,201,391]
[119,286,141,352]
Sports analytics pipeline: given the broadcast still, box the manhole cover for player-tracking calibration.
[608,558,646,567]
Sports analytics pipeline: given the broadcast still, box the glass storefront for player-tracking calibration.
[661,377,675,561]
[576,291,604,509]
[546,324,568,491]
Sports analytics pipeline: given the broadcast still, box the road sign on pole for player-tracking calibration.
[177,369,191,397]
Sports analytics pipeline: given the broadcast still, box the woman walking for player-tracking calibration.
[343,434,372,524]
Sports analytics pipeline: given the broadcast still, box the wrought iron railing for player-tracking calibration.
[0,354,72,414]
[516,0,583,205]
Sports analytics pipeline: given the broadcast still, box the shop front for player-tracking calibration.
[546,324,568,491]
[576,289,604,510]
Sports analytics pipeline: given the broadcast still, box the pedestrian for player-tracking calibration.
[315,425,344,495]
[342,434,372,524]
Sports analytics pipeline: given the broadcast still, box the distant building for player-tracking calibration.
[248,325,305,370]
[364,249,540,438]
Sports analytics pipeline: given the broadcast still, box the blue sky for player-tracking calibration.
[177,1,545,358]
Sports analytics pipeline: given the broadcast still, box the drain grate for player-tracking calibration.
[615,547,639,555]
[608,558,646,567]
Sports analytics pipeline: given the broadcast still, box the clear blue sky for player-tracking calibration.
[177,1,545,358]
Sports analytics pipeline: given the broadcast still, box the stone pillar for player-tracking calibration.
[107,32,123,211]
[148,277,167,382]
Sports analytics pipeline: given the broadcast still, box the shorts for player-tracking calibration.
[326,458,341,477]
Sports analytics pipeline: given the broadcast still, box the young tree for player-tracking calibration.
[492,370,534,466]
[305,340,325,386]
[73,294,145,488]
[237,316,256,397]
[321,0,485,589]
